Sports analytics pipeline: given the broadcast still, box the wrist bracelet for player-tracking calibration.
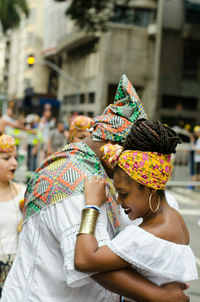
[78,208,100,235]
[84,205,101,213]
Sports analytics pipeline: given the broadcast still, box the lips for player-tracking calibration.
[121,206,131,215]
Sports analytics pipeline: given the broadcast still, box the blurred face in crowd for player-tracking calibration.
[7,107,14,118]
[57,122,65,133]
[71,130,91,143]
[0,147,18,182]
[43,109,52,120]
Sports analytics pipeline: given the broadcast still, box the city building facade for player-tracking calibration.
[1,0,200,127]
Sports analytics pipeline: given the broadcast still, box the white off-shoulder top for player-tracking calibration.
[107,225,198,287]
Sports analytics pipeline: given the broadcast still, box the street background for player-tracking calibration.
[0,0,200,300]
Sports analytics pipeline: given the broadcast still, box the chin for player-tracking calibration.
[129,212,139,221]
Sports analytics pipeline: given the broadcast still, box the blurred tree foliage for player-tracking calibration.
[55,0,129,32]
[0,0,29,34]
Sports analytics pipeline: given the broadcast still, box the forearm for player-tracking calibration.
[92,268,161,302]
[93,270,188,302]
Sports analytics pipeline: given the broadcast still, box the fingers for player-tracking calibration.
[84,175,106,183]
[176,282,190,291]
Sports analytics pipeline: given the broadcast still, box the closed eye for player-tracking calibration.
[119,193,128,198]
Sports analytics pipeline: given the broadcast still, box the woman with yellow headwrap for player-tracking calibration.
[68,115,93,143]
[0,134,26,296]
[74,120,197,301]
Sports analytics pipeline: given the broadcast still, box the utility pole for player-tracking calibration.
[152,0,164,119]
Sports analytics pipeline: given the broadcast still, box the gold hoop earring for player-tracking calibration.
[149,194,160,213]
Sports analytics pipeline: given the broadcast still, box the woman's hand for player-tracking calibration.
[84,176,108,206]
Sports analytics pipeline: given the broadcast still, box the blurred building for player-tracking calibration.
[43,0,158,120]
[43,0,200,126]
[159,0,200,127]
[4,0,60,116]
[2,0,200,126]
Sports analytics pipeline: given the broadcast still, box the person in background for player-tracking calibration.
[74,120,197,302]
[192,125,200,185]
[0,110,34,136]
[25,114,43,172]
[46,121,67,156]
[1,75,189,302]
[2,107,15,124]
[68,115,93,143]
[0,134,26,297]
[38,107,55,159]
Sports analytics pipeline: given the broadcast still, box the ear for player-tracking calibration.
[149,188,157,196]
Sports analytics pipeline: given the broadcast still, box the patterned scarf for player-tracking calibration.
[0,134,16,152]
[24,143,121,234]
[92,74,147,143]
[101,144,172,190]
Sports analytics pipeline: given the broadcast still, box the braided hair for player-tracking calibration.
[124,119,182,154]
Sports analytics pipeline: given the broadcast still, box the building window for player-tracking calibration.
[162,95,198,110]
[113,6,132,24]
[87,112,94,118]
[80,94,85,104]
[88,92,95,104]
[113,6,155,27]
[63,95,79,105]
[134,8,151,27]
[182,42,200,80]
[185,0,200,24]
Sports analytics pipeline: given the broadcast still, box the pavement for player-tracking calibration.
[168,188,200,302]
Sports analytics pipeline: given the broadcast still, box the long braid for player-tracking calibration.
[124,119,182,154]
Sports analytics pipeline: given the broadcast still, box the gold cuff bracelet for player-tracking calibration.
[78,208,100,235]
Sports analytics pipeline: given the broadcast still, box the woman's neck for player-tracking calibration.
[0,180,10,190]
[142,197,169,224]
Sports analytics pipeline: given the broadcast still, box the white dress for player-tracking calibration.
[0,184,26,256]
[0,184,26,289]
[107,225,198,301]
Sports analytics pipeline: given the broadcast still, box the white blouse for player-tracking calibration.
[0,184,26,255]
[107,225,198,287]
[2,194,119,302]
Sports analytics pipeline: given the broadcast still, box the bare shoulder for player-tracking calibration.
[141,208,189,245]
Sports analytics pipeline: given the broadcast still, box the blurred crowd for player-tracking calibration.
[0,104,93,177]
[0,104,93,293]
[171,120,200,186]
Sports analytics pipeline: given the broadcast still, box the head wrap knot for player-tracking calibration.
[101,144,124,169]
[101,143,173,190]
[0,134,16,153]
[92,74,147,143]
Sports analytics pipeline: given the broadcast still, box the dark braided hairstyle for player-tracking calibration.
[124,119,182,154]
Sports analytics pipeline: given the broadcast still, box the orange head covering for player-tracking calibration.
[0,134,16,152]
[69,115,93,142]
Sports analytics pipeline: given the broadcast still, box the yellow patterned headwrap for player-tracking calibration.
[101,144,173,190]
[0,134,16,153]
[69,115,93,142]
